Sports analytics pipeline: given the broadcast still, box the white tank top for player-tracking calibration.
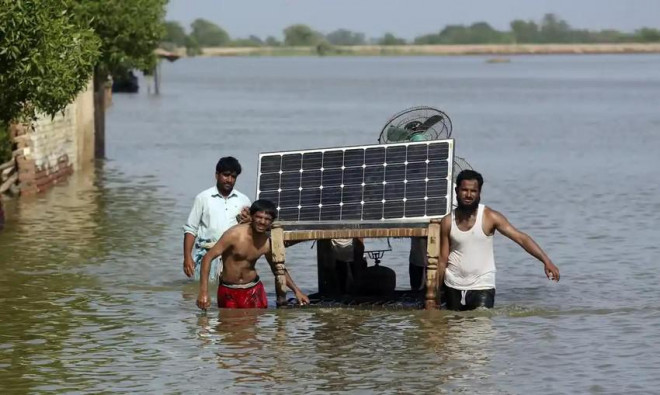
[331,238,354,262]
[444,204,496,290]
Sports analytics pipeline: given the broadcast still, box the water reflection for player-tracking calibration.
[0,168,102,392]
[0,162,174,393]
[2,55,660,393]
[190,308,497,393]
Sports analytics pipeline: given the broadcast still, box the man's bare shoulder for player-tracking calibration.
[483,206,508,223]
[440,213,452,228]
[223,223,250,239]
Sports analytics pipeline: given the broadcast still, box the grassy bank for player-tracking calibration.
[189,43,660,57]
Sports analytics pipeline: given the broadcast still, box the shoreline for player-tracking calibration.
[182,43,660,57]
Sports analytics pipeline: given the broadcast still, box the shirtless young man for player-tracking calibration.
[196,199,310,310]
[437,170,560,311]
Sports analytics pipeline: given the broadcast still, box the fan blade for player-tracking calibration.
[417,114,444,131]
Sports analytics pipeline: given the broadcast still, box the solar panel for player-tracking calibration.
[257,139,454,229]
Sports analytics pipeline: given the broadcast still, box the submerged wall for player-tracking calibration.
[11,80,95,195]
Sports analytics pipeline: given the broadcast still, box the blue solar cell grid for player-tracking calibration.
[257,139,453,226]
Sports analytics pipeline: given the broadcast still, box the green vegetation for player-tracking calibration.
[71,0,167,77]
[284,24,324,46]
[633,28,660,42]
[379,33,407,46]
[0,0,167,162]
[190,18,230,47]
[414,14,660,45]
[415,23,511,44]
[161,19,228,55]
[326,29,366,46]
[230,35,264,47]
[0,121,11,163]
[163,21,187,47]
[162,13,660,54]
[0,0,100,125]
[265,36,282,46]
[184,35,202,56]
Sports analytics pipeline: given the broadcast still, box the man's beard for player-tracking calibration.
[456,196,480,213]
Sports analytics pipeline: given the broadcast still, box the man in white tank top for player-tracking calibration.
[331,238,366,294]
[436,170,560,310]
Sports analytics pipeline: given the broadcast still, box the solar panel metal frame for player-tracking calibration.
[256,139,454,230]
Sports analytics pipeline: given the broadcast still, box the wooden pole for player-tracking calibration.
[93,68,106,159]
[270,225,288,307]
[154,62,161,95]
[425,219,442,309]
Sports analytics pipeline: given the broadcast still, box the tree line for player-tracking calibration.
[163,13,660,54]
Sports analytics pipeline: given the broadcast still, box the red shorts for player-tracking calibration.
[217,279,268,309]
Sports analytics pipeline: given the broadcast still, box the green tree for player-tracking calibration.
[326,29,366,45]
[413,13,657,46]
[231,35,264,47]
[434,23,511,44]
[0,0,100,124]
[539,13,571,43]
[379,33,406,45]
[248,35,264,45]
[0,121,11,163]
[184,35,202,56]
[511,20,540,43]
[315,40,337,56]
[265,36,281,46]
[69,0,166,158]
[163,21,187,47]
[190,18,230,47]
[591,29,627,43]
[283,24,323,46]
[635,28,660,42]
[468,22,510,43]
[71,0,167,76]
[414,33,442,45]
[437,25,471,44]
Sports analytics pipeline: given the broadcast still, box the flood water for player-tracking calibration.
[1,55,660,393]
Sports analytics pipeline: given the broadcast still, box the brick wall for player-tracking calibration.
[12,80,95,195]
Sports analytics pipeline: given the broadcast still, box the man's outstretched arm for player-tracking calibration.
[196,231,232,310]
[183,195,203,277]
[265,250,310,305]
[183,233,196,277]
[490,209,560,282]
[283,270,310,305]
[437,215,452,302]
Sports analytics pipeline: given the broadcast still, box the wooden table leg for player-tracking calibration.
[425,219,441,309]
[270,226,288,307]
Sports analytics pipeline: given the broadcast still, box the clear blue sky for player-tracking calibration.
[166,0,660,40]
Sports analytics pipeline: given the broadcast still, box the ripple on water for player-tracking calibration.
[2,55,660,393]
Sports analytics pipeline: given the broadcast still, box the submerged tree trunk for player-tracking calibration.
[93,68,106,159]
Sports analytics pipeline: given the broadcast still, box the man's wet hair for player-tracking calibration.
[456,169,484,190]
[216,156,242,175]
[250,199,278,220]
